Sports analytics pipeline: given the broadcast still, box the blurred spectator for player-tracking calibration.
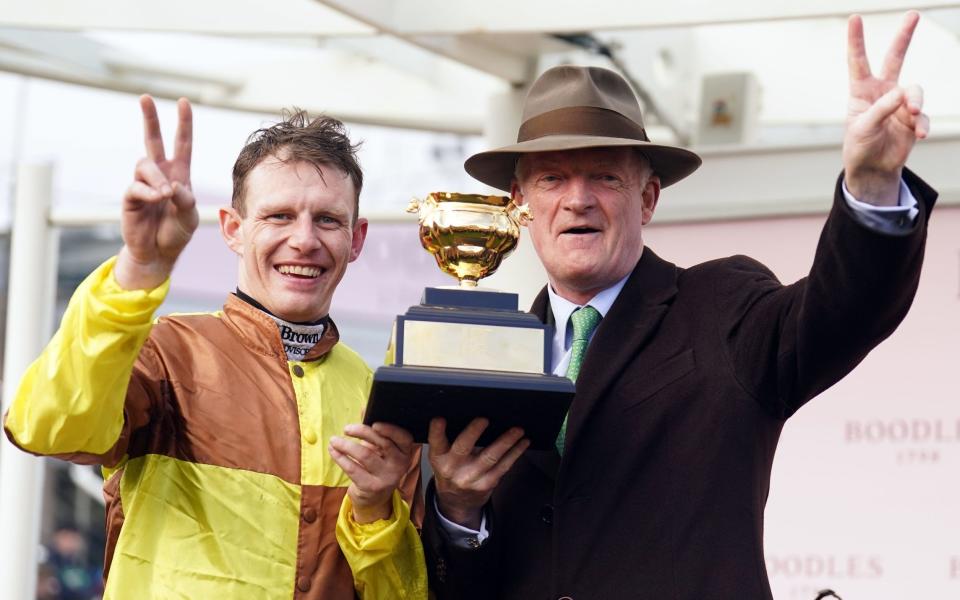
[37,526,103,600]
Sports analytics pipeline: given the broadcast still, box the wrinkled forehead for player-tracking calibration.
[516,146,649,176]
[255,153,349,183]
[244,156,356,212]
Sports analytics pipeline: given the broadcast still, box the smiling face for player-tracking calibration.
[220,156,367,322]
[512,147,660,305]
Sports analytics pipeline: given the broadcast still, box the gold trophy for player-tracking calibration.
[410,192,528,288]
[364,193,575,449]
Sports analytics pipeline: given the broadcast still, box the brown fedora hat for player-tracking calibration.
[465,65,701,192]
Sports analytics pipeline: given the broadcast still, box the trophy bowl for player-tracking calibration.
[407,192,531,287]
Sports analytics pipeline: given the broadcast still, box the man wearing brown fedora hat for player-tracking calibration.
[420,12,936,600]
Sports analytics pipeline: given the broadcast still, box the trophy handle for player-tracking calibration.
[508,201,533,226]
[406,195,439,219]
[405,197,422,216]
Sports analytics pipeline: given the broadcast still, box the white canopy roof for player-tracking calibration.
[1,1,958,135]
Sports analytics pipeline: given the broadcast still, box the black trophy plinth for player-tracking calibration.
[364,287,574,449]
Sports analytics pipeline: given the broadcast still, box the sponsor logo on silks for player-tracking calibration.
[283,344,310,357]
[269,317,325,361]
[280,325,322,345]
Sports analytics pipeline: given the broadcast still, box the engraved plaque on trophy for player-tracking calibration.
[363,193,574,449]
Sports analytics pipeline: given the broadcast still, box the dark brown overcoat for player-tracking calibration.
[423,171,936,600]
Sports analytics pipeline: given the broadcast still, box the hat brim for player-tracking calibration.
[464,135,702,192]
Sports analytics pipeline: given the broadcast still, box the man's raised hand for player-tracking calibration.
[843,11,929,205]
[115,95,198,290]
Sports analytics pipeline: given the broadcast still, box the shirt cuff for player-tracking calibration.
[842,178,918,233]
[336,492,409,561]
[433,496,489,549]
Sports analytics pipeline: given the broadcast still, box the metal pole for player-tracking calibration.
[0,162,55,600]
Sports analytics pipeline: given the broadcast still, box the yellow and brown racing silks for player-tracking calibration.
[4,257,426,600]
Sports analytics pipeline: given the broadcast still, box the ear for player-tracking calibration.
[510,179,525,204]
[640,175,661,226]
[349,217,368,262]
[219,207,244,255]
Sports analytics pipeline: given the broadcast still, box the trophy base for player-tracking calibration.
[365,365,575,450]
[421,286,517,310]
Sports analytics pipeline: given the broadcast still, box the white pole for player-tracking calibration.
[0,162,55,600]
[481,87,548,309]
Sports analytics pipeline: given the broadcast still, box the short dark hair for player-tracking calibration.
[232,110,363,220]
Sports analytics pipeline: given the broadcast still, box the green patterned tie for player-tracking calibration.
[556,305,602,455]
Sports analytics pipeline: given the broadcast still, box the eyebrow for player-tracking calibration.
[256,202,351,219]
[254,200,291,214]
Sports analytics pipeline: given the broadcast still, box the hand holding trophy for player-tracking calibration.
[363,192,575,449]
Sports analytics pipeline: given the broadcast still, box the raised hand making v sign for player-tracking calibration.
[844,11,929,205]
[115,96,199,290]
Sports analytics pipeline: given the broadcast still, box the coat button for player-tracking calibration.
[303,507,317,523]
[296,576,311,592]
[303,429,318,444]
[539,504,554,525]
[292,364,305,378]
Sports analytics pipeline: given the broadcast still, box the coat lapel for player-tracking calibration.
[560,248,678,459]
[527,289,561,477]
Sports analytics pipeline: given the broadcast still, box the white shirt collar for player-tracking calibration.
[547,272,630,353]
[544,249,644,373]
